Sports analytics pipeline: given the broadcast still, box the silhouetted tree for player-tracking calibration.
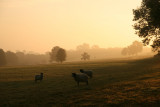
[133,0,160,51]
[49,46,60,63]
[49,46,66,63]
[6,51,18,65]
[81,52,90,61]
[0,49,7,66]
[56,48,66,63]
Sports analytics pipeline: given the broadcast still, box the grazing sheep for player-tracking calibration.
[35,73,43,82]
[80,69,93,78]
[72,73,88,86]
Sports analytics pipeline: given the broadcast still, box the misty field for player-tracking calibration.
[1,58,160,106]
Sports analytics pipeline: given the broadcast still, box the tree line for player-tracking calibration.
[0,46,67,66]
[121,41,143,56]
[0,49,49,66]
[0,41,152,66]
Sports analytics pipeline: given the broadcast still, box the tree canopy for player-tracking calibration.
[133,0,160,51]
[121,41,143,56]
[49,46,60,62]
[6,51,18,65]
[56,48,66,63]
[81,52,90,61]
[50,46,66,63]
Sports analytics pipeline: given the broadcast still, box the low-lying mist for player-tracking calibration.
[0,43,156,66]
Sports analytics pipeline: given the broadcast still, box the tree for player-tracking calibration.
[76,43,90,52]
[0,49,7,66]
[133,0,160,51]
[132,41,143,54]
[6,51,18,65]
[56,48,66,63]
[49,46,66,63]
[121,41,143,56]
[49,46,60,62]
[16,51,25,65]
[81,52,90,61]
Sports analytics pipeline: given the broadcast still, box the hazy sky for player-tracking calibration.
[0,0,141,53]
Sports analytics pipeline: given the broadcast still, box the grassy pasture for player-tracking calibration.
[1,58,160,106]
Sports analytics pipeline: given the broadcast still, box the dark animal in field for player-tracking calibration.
[35,73,43,82]
[80,69,93,78]
[72,73,88,86]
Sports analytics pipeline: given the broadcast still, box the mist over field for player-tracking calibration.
[1,0,160,106]
[0,0,154,65]
[0,42,156,66]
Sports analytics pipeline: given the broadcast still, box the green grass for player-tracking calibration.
[1,57,160,106]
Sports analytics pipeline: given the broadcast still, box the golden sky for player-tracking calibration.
[0,0,141,53]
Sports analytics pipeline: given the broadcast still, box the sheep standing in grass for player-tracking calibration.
[72,73,88,86]
[35,73,43,82]
[80,69,93,78]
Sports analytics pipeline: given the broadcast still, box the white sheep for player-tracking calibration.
[35,73,43,82]
[80,69,93,78]
[72,73,88,86]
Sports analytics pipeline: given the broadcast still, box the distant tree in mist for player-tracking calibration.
[16,51,25,64]
[81,52,90,61]
[77,43,90,52]
[0,49,7,66]
[121,48,128,56]
[6,51,18,65]
[49,46,60,62]
[50,46,66,63]
[15,51,49,65]
[16,51,25,58]
[67,43,125,61]
[121,41,143,56]
[130,41,143,55]
[56,48,66,63]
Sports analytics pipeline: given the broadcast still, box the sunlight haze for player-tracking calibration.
[0,0,141,53]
